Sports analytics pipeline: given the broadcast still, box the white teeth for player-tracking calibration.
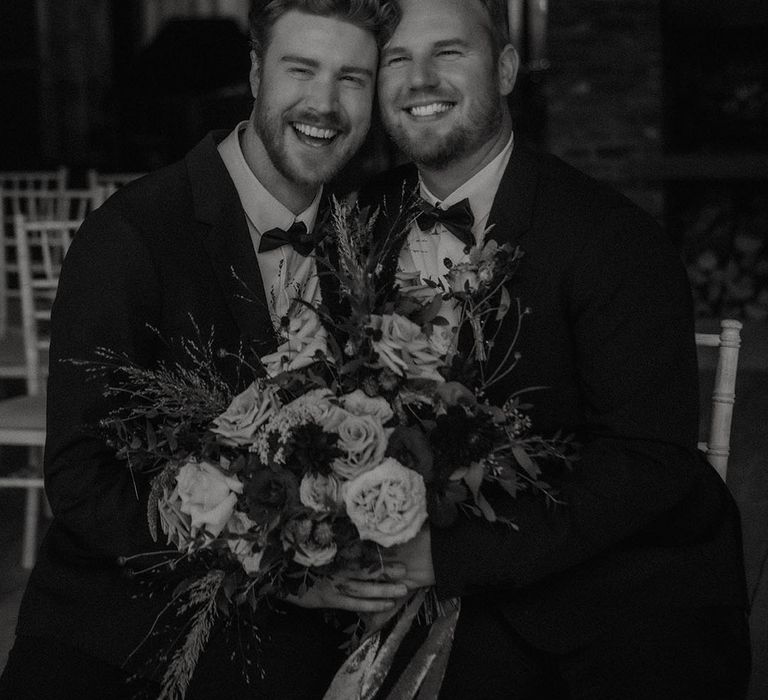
[408,103,453,117]
[293,123,338,140]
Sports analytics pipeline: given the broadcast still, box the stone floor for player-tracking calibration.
[1,322,766,698]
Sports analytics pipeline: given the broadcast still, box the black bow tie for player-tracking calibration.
[258,220,321,257]
[416,198,475,249]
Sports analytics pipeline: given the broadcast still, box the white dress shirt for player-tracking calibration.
[399,132,515,338]
[218,121,322,329]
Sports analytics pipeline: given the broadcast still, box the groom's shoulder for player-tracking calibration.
[93,131,228,231]
[514,146,647,215]
[87,163,190,245]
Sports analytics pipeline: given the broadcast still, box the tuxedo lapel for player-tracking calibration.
[186,132,277,354]
[486,146,539,248]
[472,146,542,393]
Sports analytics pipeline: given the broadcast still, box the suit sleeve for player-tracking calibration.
[44,205,163,561]
[430,204,716,597]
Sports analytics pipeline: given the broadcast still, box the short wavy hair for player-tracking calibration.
[478,0,511,55]
[386,0,510,57]
[249,0,400,58]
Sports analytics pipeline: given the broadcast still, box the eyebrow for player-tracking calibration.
[433,39,470,50]
[281,54,374,79]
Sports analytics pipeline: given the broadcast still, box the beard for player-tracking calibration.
[252,93,355,188]
[383,77,504,171]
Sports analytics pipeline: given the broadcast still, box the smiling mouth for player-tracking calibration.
[405,102,455,118]
[291,122,340,146]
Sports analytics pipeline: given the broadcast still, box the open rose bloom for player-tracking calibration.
[344,458,428,548]
[110,198,571,700]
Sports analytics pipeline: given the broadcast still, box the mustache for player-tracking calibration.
[289,109,346,133]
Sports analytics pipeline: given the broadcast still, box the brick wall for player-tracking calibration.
[544,0,664,217]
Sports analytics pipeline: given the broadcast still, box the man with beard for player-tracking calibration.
[363,0,752,698]
[0,2,404,698]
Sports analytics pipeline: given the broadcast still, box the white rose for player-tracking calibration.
[370,314,445,383]
[212,382,279,446]
[344,458,428,548]
[332,414,388,481]
[175,460,243,538]
[261,313,329,378]
[341,389,394,424]
[428,323,457,357]
[300,472,344,513]
[446,263,479,294]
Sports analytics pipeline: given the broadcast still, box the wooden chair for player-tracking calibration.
[86,168,145,201]
[0,166,68,191]
[0,217,78,567]
[695,319,743,482]
[0,187,98,339]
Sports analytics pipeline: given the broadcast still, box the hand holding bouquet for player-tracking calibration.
[92,197,577,699]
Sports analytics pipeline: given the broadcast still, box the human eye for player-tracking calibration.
[384,53,409,67]
[287,65,313,79]
[340,74,368,88]
[436,48,462,59]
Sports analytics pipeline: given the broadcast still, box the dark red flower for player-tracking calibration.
[243,468,299,527]
[385,425,434,483]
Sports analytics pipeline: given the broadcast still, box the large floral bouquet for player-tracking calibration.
[92,196,577,699]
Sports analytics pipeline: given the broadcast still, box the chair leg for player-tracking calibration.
[22,485,40,569]
[0,241,7,338]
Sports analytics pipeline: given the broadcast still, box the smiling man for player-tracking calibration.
[0,2,401,699]
[364,0,752,698]
[241,2,380,213]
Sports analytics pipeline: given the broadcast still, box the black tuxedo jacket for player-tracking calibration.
[15,132,346,692]
[361,148,748,655]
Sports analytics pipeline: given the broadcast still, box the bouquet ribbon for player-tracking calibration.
[323,591,461,700]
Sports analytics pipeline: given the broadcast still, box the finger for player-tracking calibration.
[329,594,400,614]
[339,562,407,581]
[381,562,407,580]
[335,580,409,599]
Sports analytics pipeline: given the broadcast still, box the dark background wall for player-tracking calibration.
[0,1,766,697]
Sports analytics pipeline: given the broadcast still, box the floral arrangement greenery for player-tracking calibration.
[89,196,578,699]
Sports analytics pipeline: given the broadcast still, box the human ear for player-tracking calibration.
[497,44,519,96]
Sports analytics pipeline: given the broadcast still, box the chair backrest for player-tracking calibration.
[695,319,743,481]
[3,187,104,223]
[86,169,145,201]
[14,215,79,395]
[0,167,68,191]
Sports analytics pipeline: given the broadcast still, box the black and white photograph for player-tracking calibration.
[0,1,766,698]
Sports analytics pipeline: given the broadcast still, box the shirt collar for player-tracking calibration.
[217,121,322,235]
[420,131,514,225]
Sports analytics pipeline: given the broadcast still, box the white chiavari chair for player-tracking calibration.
[0,187,98,341]
[86,168,145,202]
[0,166,68,192]
[0,171,65,337]
[695,319,743,482]
[0,216,79,567]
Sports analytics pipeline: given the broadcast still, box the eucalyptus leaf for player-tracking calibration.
[512,445,540,479]
[463,462,485,498]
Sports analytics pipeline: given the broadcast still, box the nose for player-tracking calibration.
[305,75,340,116]
[408,56,439,90]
